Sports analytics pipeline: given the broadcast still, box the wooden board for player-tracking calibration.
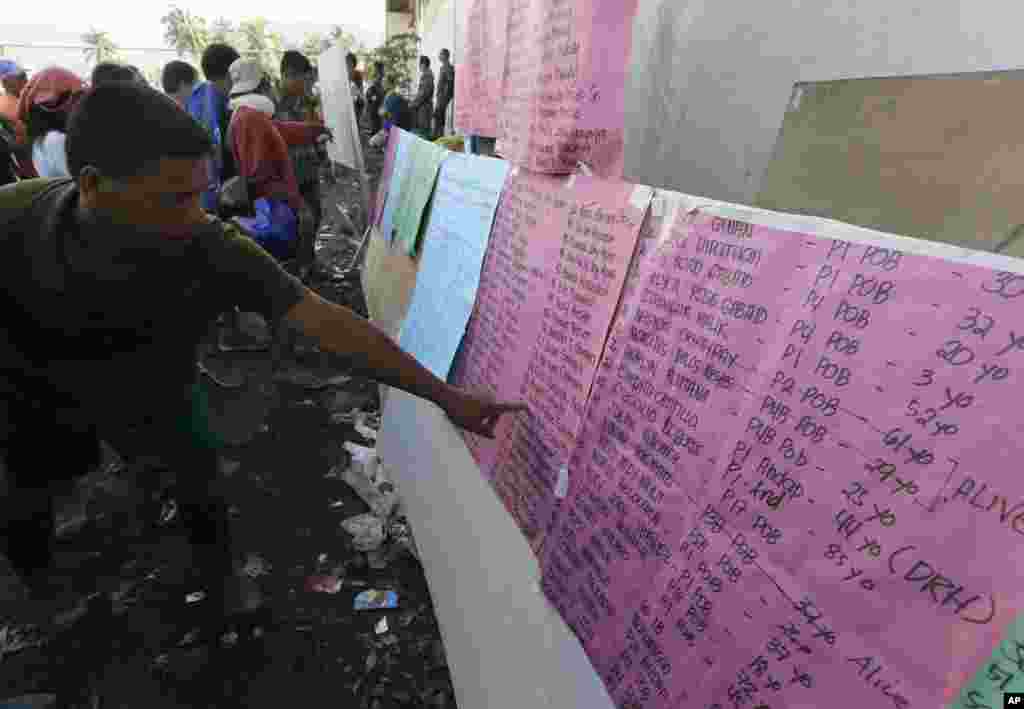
[756,71,1024,251]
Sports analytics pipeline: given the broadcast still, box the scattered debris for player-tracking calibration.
[325,374,353,388]
[340,444,398,519]
[242,553,272,579]
[354,590,399,611]
[375,617,389,635]
[158,498,178,526]
[341,514,386,552]
[324,467,346,480]
[273,369,330,390]
[185,591,205,604]
[221,631,239,647]
[387,520,420,561]
[306,575,343,594]
[327,389,377,415]
[354,421,379,441]
[0,623,45,661]
[366,549,391,570]
[330,409,360,425]
[329,499,346,509]
[219,458,241,477]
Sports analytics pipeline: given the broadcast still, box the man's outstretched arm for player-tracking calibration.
[283,289,527,437]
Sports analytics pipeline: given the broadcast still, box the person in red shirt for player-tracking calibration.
[227,59,324,241]
[0,60,35,178]
[222,59,330,355]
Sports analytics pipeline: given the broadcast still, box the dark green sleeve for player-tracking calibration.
[203,221,307,323]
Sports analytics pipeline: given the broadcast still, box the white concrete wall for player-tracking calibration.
[624,0,1024,204]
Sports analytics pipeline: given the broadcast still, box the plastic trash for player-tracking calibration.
[242,553,272,578]
[341,513,386,551]
[306,575,343,594]
[375,617,389,635]
[354,421,379,441]
[340,444,398,519]
[185,591,205,604]
[354,590,399,611]
[0,624,45,661]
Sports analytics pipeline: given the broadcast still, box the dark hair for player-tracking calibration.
[201,43,240,81]
[66,82,213,179]
[281,50,312,77]
[91,62,135,86]
[419,55,430,68]
[345,52,357,66]
[440,48,450,59]
[161,60,197,94]
[25,101,73,144]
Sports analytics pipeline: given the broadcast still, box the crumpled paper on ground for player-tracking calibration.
[337,443,397,519]
[341,513,386,552]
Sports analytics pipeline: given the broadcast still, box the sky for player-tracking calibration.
[0,1,385,49]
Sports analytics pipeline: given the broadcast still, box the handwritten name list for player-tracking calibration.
[455,0,638,176]
[451,171,648,551]
[540,193,1024,709]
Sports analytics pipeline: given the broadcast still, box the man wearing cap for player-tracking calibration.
[0,81,527,626]
[0,60,34,178]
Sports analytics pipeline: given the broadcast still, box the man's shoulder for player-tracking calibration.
[0,178,64,215]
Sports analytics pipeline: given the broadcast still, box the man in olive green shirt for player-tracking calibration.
[0,81,524,619]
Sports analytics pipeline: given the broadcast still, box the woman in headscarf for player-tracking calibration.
[17,67,85,178]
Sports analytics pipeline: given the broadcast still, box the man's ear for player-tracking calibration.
[77,166,102,208]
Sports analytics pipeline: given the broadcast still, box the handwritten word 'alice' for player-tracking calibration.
[888,546,995,624]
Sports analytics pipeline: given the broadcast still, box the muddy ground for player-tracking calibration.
[0,133,459,709]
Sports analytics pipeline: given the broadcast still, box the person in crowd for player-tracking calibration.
[90,62,138,86]
[410,55,434,139]
[188,43,241,213]
[346,52,364,119]
[161,60,199,109]
[368,92,414,148]
[364,60,386,136]
[224,58,333,354]
[17,67,85,178]
[277,50,324,276]
[434,48,454,140]
[0,59,28,126]
[0,60,35,179]
[227,59,312,227]
[0,81,525,622]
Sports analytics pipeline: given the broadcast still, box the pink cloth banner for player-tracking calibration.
[495,0,638,176]
[451,170,649,551]
[454,0,506,138]
[541,197,1024,709]
[455,0,638,175]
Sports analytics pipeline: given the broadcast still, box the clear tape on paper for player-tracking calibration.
[630,185,654,211]
[555,464,569,499]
